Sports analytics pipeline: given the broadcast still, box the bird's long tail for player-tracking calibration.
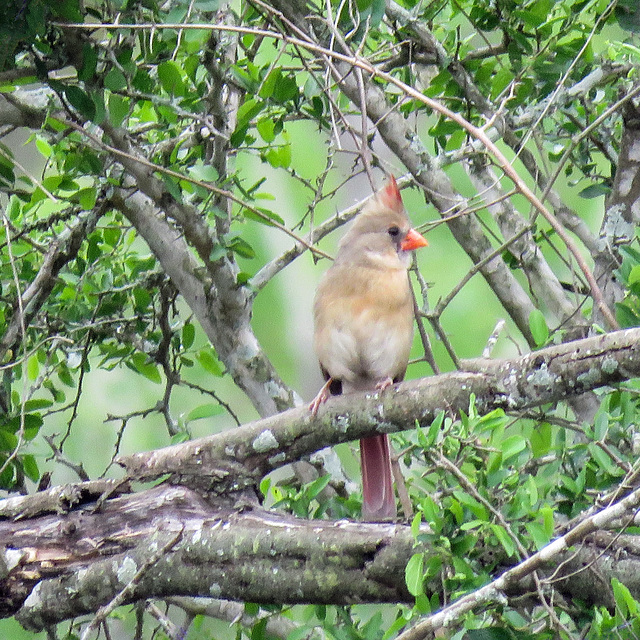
[360,434,396,520]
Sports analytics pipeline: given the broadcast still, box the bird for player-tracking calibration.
[309,176,427,520]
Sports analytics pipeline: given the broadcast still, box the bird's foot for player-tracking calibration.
[375,377,394,392]
[309,378,333,417]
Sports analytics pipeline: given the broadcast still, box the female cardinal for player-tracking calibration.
[310,176,427,520]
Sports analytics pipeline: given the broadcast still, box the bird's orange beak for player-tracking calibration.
[401,228,428,251]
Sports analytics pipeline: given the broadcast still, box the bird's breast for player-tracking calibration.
[313,265,414,385]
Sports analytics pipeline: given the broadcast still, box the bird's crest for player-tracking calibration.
[378,175,403,212]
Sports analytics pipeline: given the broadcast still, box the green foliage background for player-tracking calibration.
[2,0,640,638]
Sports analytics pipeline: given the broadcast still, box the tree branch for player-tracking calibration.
[111,182,297,417]
[118,328,640,485]
[0,206,102,363]
[593,98,640,327]
[2,486,417,629]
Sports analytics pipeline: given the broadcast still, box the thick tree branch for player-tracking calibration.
[118,328,640,485]
[1,486,417,629]
[1,299,639,633]
[3,439,640,631]
[111,181,296,417]
[593,98,640,327]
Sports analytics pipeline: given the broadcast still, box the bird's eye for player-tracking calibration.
[388,225,400,237]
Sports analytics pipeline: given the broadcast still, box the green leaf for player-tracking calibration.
[78,43,98,82]
[476,408,508,432]
[490,524,516,557]
[230,64,259,92]
[460,519,483,531]
[529,421,552,457]
[230,125,249,148]
[368,0,386,28]
[259,476,271,499]
[27,354,40,380]
[525,521,550,550]
[197,349,224,376]
[501,434,527,462]
[182,322,195,349]
[265,144,291,169]
[2,414,44,438]
[256,118,276,143]
[76,187,97,210]
[23,399,53,412]
[0,427,17,452]
[189,162,219,183]
[287,626,313,640]
[171,432,190,445]
[616,302,640,328]
[236,98,264,129]
[51,0,83,20]
[528,309,549,347]
[157,61,186,97]
[194,0,219,10]
[490,68,514,100]
[7,196,21,220]
[425,410,444,447]
[258,68,281,99]
[186,403,225,422]
[226,234,256,259]
[628,264,640,286]
[410,512,422,539]
[588,442,620,476]
[64,86,96,120]
[421,495,443,530]
[271,74,298,103]
[133,69,153,92]
[448,498,464,526]
[108,94,130,127]
[405,553,424,596]
[579,182,610,199]
[243,206,285,227]
[161,175,183,202]
[593,411,609,440]
[382,612,410,640]
[612,577,639,616]
[22,454,40,482]
[361,611,383,640]
[306,474,331,500]
[513,8,547,28]
[453,490,489,520]
[540,505,554,539]
[132,287,151,311]
[130,353,162,384]
[104,68,127,92]
[103,227,121,247]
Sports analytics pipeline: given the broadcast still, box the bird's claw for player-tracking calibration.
[375,377,394,392]
[309,378,333,416]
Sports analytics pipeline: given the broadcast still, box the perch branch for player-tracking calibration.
[118,328,640,486]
